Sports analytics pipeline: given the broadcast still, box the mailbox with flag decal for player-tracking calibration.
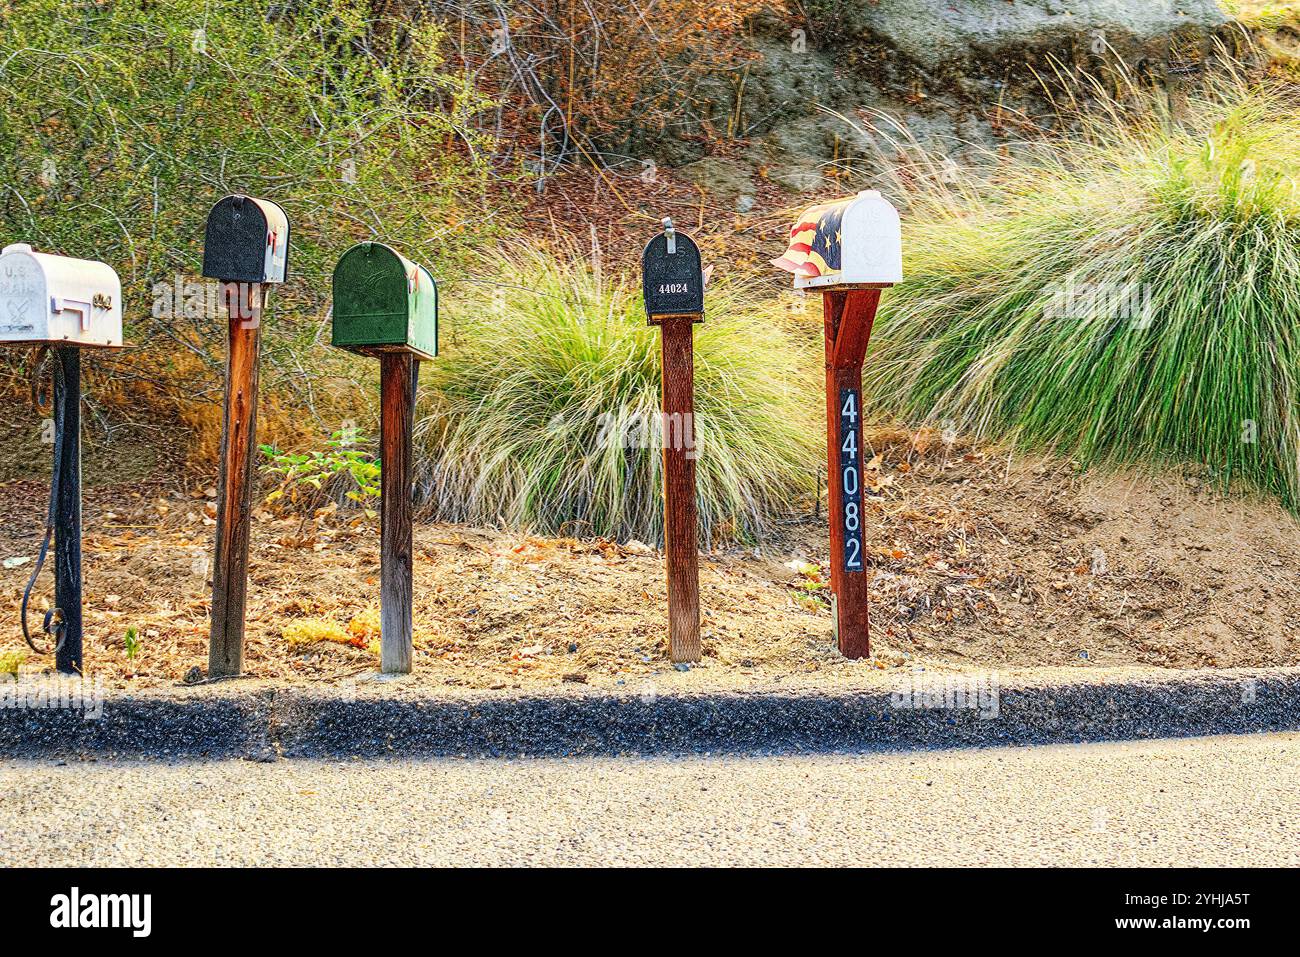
[773,189,901,290]
[202,194,289,284]
[774,189,902,661]
[331,241,438,360]
[0,243,122,348]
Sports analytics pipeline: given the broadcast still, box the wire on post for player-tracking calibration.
[21,348,66,656]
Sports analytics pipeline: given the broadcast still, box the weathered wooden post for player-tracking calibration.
[642,218,705,664]
[331,242,438,674]
[0,242,123,674]
[202,195,290,677]
[772,190,901,659]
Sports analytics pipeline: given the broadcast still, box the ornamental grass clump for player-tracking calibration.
[866,81,1300,509]
[414,245,820,543]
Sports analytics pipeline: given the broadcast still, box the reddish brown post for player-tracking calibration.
[773,189,900,659]
[379,352,415,674]
[209,285,263,677]
[202,194,289,676]
[822,287,883,659]
[658,317,701,663]
[642,218,705,663]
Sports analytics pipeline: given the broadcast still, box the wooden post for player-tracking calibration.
[658,316,701,663]
[53,346,82,676]
[823,287,882,660]
[379,352,415,674]
[641,219,705,663]
[208,285,263,677]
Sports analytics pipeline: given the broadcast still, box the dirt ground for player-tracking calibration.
[1,424,1297,692]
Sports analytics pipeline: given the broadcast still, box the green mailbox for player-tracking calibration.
[331,242,438,360]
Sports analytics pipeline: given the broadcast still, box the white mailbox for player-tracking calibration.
[0,243,123,348]
[772,189,902,289]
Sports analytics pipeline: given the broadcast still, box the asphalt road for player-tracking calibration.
[2,733,1297,866]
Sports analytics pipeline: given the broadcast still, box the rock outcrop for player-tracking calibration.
[638,0,1237,198]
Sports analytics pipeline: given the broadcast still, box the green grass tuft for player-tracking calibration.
[866,81,1300,509]
[415,245,821,543]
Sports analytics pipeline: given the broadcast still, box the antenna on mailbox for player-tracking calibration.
[0,243,124,674]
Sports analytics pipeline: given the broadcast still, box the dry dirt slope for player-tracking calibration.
[0,429,1296,691]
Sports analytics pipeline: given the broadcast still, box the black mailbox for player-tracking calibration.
[642,220,704,321]
[202,195,290,284]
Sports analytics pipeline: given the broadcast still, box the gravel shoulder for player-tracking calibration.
[3,665,1296,760]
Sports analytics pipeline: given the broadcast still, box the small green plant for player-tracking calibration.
[261,431,382,517]
[124,627,142,661]
[0,651,22,677]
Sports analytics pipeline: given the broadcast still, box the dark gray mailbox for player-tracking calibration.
[202,195,290,284]
[201,193,291,678]
[642,220,704,320]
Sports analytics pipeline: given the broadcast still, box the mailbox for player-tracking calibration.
[642,221,704,321]
[202,194,290,284]
[331,241,438,360]
[772,189,902,289]
[0,243,122,348]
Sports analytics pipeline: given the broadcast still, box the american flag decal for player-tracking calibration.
[772,199,852,279]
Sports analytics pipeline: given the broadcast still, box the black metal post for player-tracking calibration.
[53,346,82,675]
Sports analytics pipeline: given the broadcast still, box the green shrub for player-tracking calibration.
[0,0,496,440]
[414,245,821,543]
[865,81,1300,509]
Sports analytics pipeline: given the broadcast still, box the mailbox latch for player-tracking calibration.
[663,217,676,255]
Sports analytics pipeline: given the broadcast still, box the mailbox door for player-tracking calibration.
[203,196,273,283]
[332,244,410,352]
[0,247,48,343]
[407,264,438,359]
[642,232,704,320]
[840,192,902,285]
[257,199,290,284]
